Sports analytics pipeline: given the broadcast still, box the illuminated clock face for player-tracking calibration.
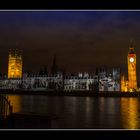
[130,57,134,62]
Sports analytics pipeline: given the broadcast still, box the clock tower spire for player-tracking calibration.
[127,40,137,91]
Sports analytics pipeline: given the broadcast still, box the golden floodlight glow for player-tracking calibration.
[7,95,21,113]
[127,43,137,91]
[121,41,138,92]
[121,75,128,92]
[129,89,134,93]
[121,98,139,129]
[8,50,22,79]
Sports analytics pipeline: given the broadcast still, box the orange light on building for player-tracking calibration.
[121,41,138,92]
[8,50,22,79]
[127,42,137,91]
[121,75,128,92]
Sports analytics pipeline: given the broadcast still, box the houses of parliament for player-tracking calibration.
[3,42,139,92]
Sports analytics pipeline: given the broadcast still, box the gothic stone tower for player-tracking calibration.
[127,41,137,91]
[8,50,22,79]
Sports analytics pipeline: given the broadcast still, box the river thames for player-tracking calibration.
[5,94,140,129]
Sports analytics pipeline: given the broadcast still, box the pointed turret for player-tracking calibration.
[129,39,135,54]
[51,54,58,76]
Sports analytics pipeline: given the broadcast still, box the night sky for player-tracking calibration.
[0,11,140,78]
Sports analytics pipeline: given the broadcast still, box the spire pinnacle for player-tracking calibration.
[130,39,134,49]
[129,39,135,54]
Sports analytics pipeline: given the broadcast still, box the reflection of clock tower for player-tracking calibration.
[127,41,137,90]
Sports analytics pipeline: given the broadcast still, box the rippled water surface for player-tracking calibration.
[5,94,140,129]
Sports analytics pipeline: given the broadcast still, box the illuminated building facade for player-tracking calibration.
[64,73,96,91]
[8,50,22,79]
[127,43,137,91]
[121,75,128,92]
[98,67,120,91]
[121,41,138,92]
[0,43,138,92]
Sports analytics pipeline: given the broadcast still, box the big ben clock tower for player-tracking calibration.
[127,41,137,91]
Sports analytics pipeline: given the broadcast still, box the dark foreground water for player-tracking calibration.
[5,94,140,129]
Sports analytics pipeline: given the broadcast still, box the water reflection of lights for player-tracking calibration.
[7,95,21,113]
[86,97,91,113]
[99,98,116,113]
[120,98,139,129]
[107,98,116,114]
